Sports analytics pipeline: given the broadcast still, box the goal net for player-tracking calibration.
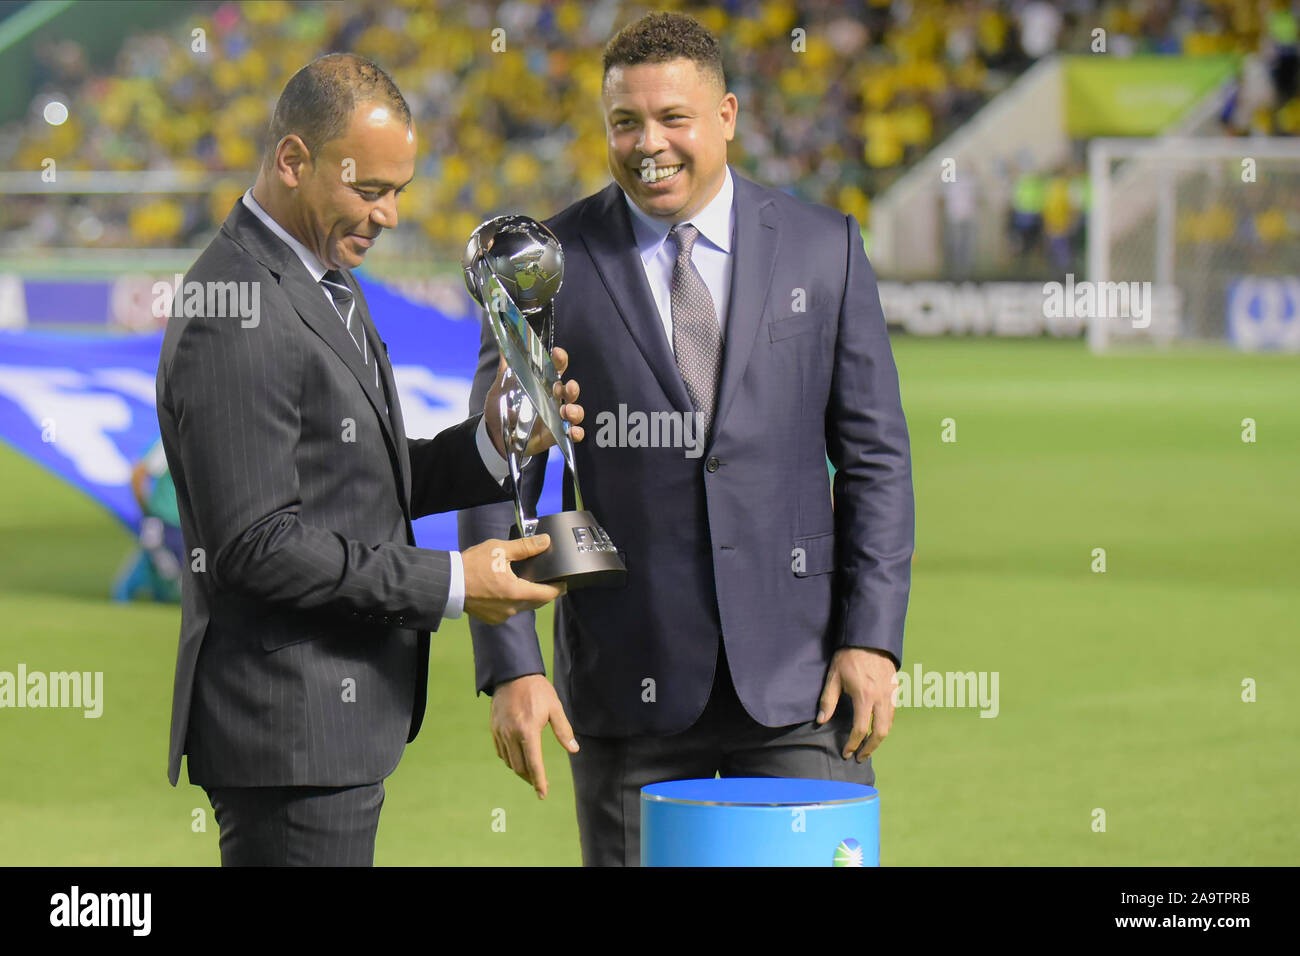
[1086,137,1300,352]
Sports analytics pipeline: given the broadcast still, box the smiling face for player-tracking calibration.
[603,58,737,224]
[275,100,415,270]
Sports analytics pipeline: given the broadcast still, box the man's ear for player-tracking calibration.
[273,134,312,188]
[719,91,738,141]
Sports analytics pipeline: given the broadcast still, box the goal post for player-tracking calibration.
[1087,137,1300,352]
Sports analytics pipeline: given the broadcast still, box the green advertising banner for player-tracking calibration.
[1063,55,1239,137]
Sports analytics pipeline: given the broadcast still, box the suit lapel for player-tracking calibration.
[578,185,693,412]
[356,303,413,517]
[713,173,780,438]
[221,203,409,513]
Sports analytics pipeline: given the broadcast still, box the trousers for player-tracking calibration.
[568,640,875,866]
[203,782,386,866]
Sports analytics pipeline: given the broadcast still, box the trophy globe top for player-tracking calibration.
[462,215,564,317]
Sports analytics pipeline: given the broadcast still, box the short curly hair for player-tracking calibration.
[602,12,725,90]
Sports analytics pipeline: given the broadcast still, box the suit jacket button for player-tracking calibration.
[705,456,720,473]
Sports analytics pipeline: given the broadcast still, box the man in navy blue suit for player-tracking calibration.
[459,12,914,866]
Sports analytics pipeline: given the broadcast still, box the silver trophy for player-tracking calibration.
[463,215,626,589]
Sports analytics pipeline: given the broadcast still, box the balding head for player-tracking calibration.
[262,53,411,170]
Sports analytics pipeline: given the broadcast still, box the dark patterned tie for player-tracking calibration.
[669,223,722,435]
[321,269,379,389]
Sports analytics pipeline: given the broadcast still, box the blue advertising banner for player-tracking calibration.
[0,273,564,550]
[1226,276,1300,352]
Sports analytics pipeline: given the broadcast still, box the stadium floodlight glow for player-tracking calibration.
[42,100,69,126]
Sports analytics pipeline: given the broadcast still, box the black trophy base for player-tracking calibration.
[509,511,627,590]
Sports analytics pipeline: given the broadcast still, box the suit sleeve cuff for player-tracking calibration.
[475,415,530,484]
[444,550,466,620]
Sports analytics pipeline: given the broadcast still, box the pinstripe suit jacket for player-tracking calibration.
[157,200,509,787]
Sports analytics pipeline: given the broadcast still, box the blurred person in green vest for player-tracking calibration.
[1009,164,1045,261]
[1043,167,1075,273]
[111,437,183,603]
[1068,160,1090,258]
[1268,2,1298,111]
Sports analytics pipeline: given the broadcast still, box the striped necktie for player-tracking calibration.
[321,269,379,389]
[669,223,722,436]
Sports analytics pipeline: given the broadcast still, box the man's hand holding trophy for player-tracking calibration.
[464,215,627,590]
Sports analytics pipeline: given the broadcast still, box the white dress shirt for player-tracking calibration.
[240,188,514,619]
[623,165,736,343]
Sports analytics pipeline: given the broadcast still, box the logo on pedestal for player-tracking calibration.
[832,838,864,867]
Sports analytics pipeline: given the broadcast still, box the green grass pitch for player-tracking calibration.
[0,337,1295,865]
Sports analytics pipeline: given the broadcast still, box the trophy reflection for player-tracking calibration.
[463,215,626,589]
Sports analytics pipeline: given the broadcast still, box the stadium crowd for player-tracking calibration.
[1,0,1295,268]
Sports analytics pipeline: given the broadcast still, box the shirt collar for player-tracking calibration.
[623,165,735,264]
[241,188,330,282]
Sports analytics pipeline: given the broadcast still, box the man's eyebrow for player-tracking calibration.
[608,104,693,116]
[352,177,414,189]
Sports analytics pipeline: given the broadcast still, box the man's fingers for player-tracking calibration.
[490,726,505,763]
[552,380,581,402]
[513,581,563,608]
[501,533,551,560]
[503,733,528,781]
[550,346,568,376]
[844,706,872,759]
[520,732,548,799]
[494,537,564,604]
[550,703,580,754]
[859,701,893,761]
[875,701,895,740]
[817,670,841,724]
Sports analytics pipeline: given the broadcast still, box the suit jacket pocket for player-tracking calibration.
[260,626,316,653]
[792,531,835,577]
[257,606,327,652]
[768,312,825,342]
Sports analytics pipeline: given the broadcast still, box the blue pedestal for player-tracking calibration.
[641,777,879,867]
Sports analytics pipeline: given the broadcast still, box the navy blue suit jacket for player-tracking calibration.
[458,170,914,736]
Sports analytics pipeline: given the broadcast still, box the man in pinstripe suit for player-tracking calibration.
[156,54,585,866]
